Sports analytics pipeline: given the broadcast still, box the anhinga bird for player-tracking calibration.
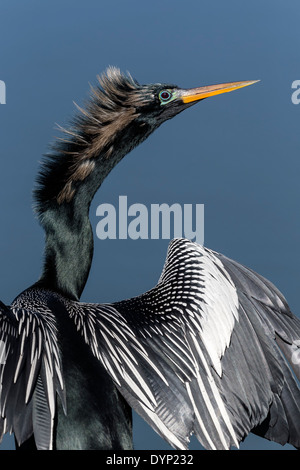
[1,68,300,451]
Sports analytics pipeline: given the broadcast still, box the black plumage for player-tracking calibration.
[0,68,299,450]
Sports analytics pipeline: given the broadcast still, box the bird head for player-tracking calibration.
[87,67,258,133]
[97,68,258,129]
[35,67,258,209]
[142,81,256,124]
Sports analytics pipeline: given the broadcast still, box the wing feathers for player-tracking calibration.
[67,238,300,450]
[0,303,65,449]
[3,238,297,450]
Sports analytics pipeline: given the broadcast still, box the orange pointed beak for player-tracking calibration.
[181,80,259,104]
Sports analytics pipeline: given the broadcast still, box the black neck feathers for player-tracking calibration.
[34,68,156,300]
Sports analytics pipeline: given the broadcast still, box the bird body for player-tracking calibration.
[1,68,300,450]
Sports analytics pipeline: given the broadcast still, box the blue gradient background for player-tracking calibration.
[0,0,299,450]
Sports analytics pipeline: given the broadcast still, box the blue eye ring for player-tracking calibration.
[159,90,172,102]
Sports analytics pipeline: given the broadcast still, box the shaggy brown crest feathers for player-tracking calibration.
[35,67,150,207]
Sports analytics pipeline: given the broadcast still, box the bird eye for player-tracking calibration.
[159,90,172,102]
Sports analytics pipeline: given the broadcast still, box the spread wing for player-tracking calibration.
[66,238,300,450]
[0,301,65,449]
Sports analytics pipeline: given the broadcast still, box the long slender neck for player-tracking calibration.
[36,200,94,301]
[33,88,156,299]
[33,69,160,300]
[35,127,146,300]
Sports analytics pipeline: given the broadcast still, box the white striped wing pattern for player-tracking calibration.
[65,238,300,450]
[0,297,65,449]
